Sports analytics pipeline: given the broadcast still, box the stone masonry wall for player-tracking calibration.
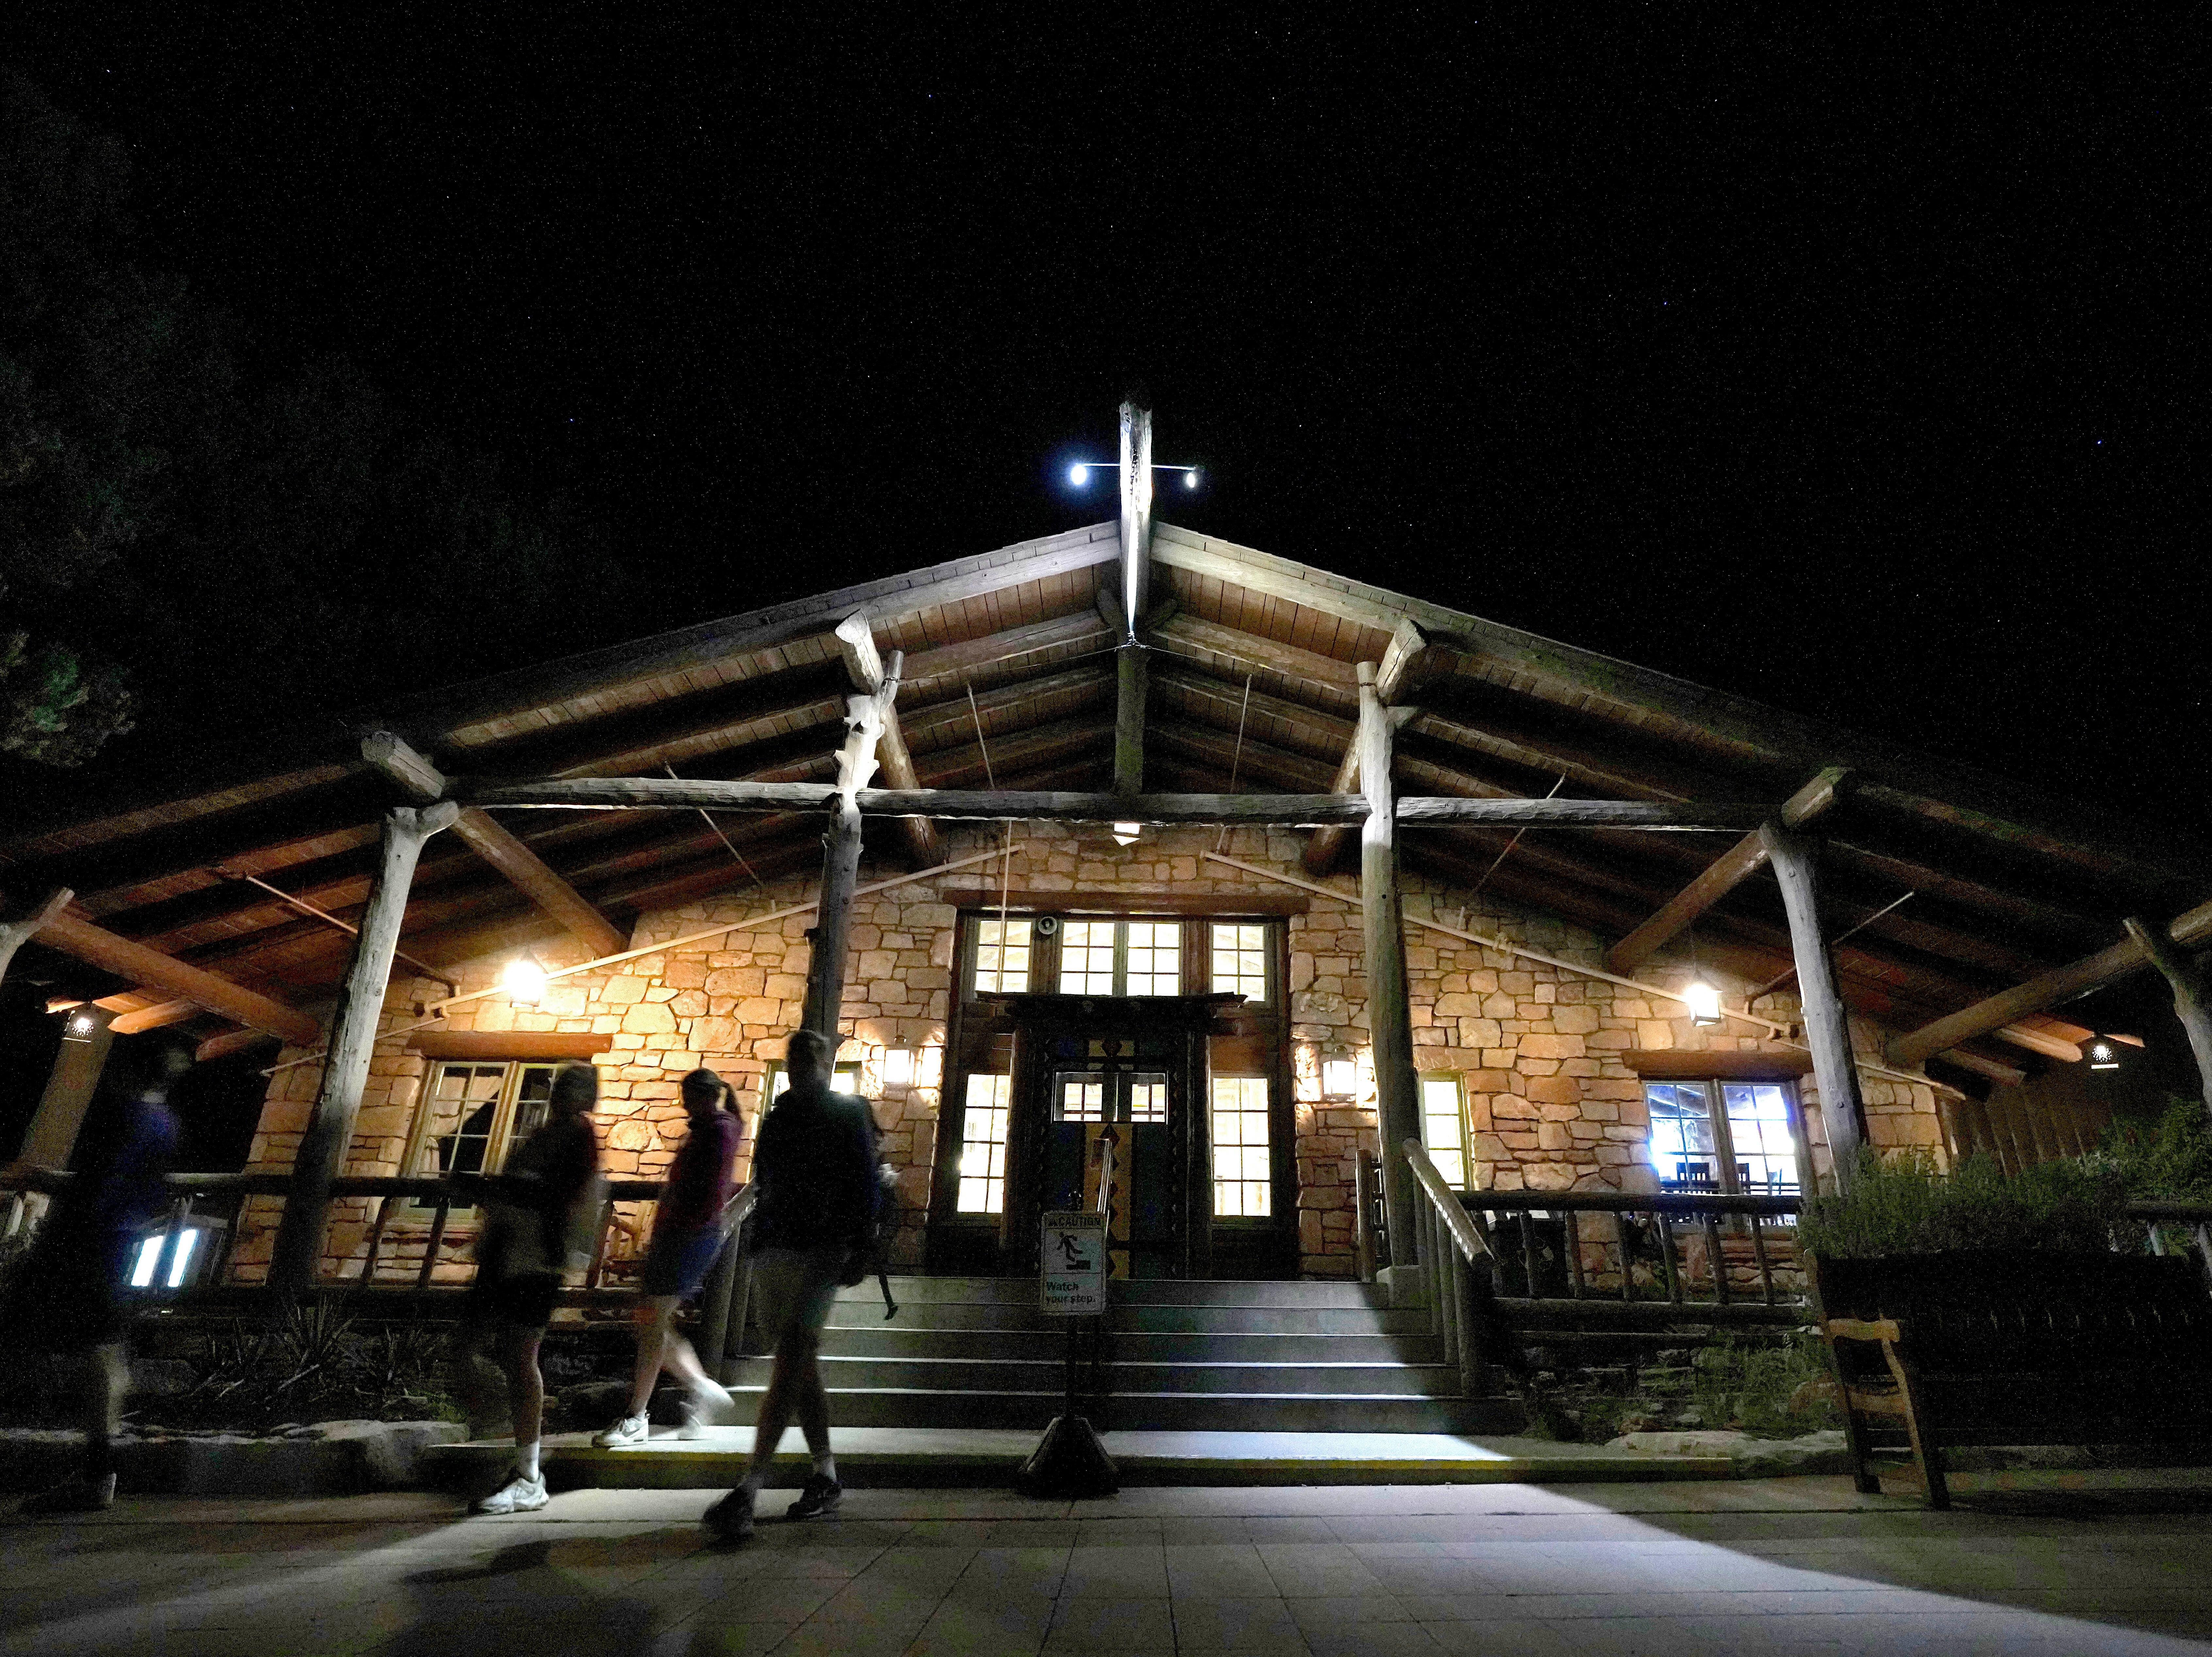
[231,821,1955,1284]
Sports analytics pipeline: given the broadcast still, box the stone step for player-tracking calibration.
[834,1276,1387,1310]
[724,1353,1467,1398]
[819,1327,1442,1364]
[826,1300,1426,1336]
[716,1385,1522,1433]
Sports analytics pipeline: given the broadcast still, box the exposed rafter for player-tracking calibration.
[835,611,943,867]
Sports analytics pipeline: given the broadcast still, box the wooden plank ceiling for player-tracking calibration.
[4,515,2205,1088]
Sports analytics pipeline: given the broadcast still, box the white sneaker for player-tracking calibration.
[592,1414,650,1449]
[681,1380,736,1439]
[471,1469,549,1515]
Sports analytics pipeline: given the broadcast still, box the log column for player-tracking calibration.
[269,802,458,1304]
[1759,824,1869,1186]
[2124,916,2212,1118]
[1356,661,1421,1267]
[801,653,903,1040]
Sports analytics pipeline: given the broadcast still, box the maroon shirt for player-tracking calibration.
[655,1108,741,1236]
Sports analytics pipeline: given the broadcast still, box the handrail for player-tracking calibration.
[1465,1189,1803,1218]
[1402,1140,1490,1264]
[1,1169,690,1202]
[1093,1127,1116,1217]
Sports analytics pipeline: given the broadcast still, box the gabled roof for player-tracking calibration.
[5,519,2205,1077]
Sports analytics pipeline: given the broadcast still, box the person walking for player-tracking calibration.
[452,1060,603,1516]
[592,1067,742,1447]
[7,1045,187,1515]
[703,1030,879,1541]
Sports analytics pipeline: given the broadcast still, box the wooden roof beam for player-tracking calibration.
[1888,898,2212,1070]
[1,890,322,1046]
[1605,769,1852,974]
[1301,621,1443,874]
[835,612,943,868]
[363,733,627,959]
[1114,400,1154,795]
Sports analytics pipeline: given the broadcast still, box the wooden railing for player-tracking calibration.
[1400,1139,1494,1396]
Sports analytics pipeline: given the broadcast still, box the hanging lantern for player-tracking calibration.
[1684,978,1724,1028]
[501,953,548,1007]
[881,1047,917,1087]
[2086,1036,2121,1071]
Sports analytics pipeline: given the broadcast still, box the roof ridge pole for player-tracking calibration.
[1356,661,1422,1272]
[269,800,459,1309]
[802,651,903,1042]
[1759,823,1869,1191]
[1113,399,1153,796]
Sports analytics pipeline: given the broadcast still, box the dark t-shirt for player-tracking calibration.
[491,1110,601,1273]
[749,1083,879,1254]
[655,1108,741,1237]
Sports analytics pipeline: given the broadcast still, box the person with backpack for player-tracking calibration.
[592,1067,742,1447]
[703,1029,880,1541]
[452,1060,604,1515]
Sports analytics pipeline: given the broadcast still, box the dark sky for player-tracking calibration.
[6,9,2203,822]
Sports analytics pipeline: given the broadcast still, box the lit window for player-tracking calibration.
[1056,919,1182,996]
[1056,1076,1107,1122]
[765,1060,864,1099]
[1420,1075,1471,1188]
[1055,1071,1168,1124]
[972,918,1032,992]
[1060,919,1119,995]
[1644,1080,1802,1197]
[1210,1077,1272,1216]
[1128,1074,1168,1124]
[405,1061,562,1212]
[956,1073,1012,1213]
[1210,922,1269,1001]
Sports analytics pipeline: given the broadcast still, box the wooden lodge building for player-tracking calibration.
[5,405,2209,1304]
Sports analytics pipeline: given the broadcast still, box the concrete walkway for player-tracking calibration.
[7,1471,2212,1655]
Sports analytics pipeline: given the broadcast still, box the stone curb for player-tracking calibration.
[0,1421,466,1498]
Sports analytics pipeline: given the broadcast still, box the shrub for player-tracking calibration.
[2087,1096,2212,1204]
[1797,1148,2127,1259]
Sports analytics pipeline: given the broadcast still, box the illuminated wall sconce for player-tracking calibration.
[1683,978,1724,1028]
[1112,822,1141,846]
[501,952,548,1007]
[2086,1036,2121,1071]
[62,1010,100,1044]
[881,1047,917,1087]
[1321,1055,1358,1101]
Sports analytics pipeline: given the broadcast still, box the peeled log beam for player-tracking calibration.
[457,776,1783,827]
[1888,897,2212,1070]
[10,896,322,1046]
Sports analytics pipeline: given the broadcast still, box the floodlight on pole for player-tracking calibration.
[1064,461,1202,491]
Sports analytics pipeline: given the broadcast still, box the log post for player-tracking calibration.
[801,652,903,1039]
[2123,916,2212,1118]
[1759,824,1869,1186]
[1113,642,1149,796]
[268,802,458,1305]
[16,1004,115,1173]
[1112,400,1153,796]
[1356,661,1422,1268]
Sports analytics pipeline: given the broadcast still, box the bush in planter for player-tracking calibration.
[1797,1148,2126,1260]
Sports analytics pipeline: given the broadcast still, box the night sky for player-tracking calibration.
[6,9,2204,817]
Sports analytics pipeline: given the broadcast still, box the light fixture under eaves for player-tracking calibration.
[2086,1036,2121,1070]
[1112,821,1141,847]
[1684,978,1724,1028]
[502,953,549,1007]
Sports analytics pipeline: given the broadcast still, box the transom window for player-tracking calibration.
[1420,1074,1472,1188]
[956,1073,1011,1214]
[764,1060,865,1100]
[1645,1080,1803,1196]
[1052,1070,1168,1124]
[1210,922,1269,1000]
[1058,918,1181,996]
[403,1061,560,1211]
[973,918,1031,992]
[1210,1076,1272,1217]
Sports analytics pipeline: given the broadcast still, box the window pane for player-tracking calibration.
[972,918,1031,993]
[956,1073,1011,1214]
[1420,1076,1470,1189]
[1059,919,1117,995]
[1210,922,1268,1001]
[1721,1083,1801,1196]
[410,1064,504,1210]
[503,1064,558,1162]
[1127,1074,1168,1124]
[766,1062,862,1099]
[1210,1076,1272,1217]
[1055,1075,1106,1122]
[1125,920,1181,996]
[1646,1082,1721,1189]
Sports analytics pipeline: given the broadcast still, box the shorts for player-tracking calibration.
[640,1225,726,1299]
[748,1248,846,1346]
[466,1269,561,1332]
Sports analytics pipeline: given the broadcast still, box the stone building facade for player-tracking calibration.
[230,821,1954,1286]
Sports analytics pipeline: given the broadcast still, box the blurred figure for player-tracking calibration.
[593,1067,742,1447]
[451,1060,603,1515]
[9,1044,188,1515]
[704,1030,880,1542]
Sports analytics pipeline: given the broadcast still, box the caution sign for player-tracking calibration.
[1040,1210,1107,1314]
